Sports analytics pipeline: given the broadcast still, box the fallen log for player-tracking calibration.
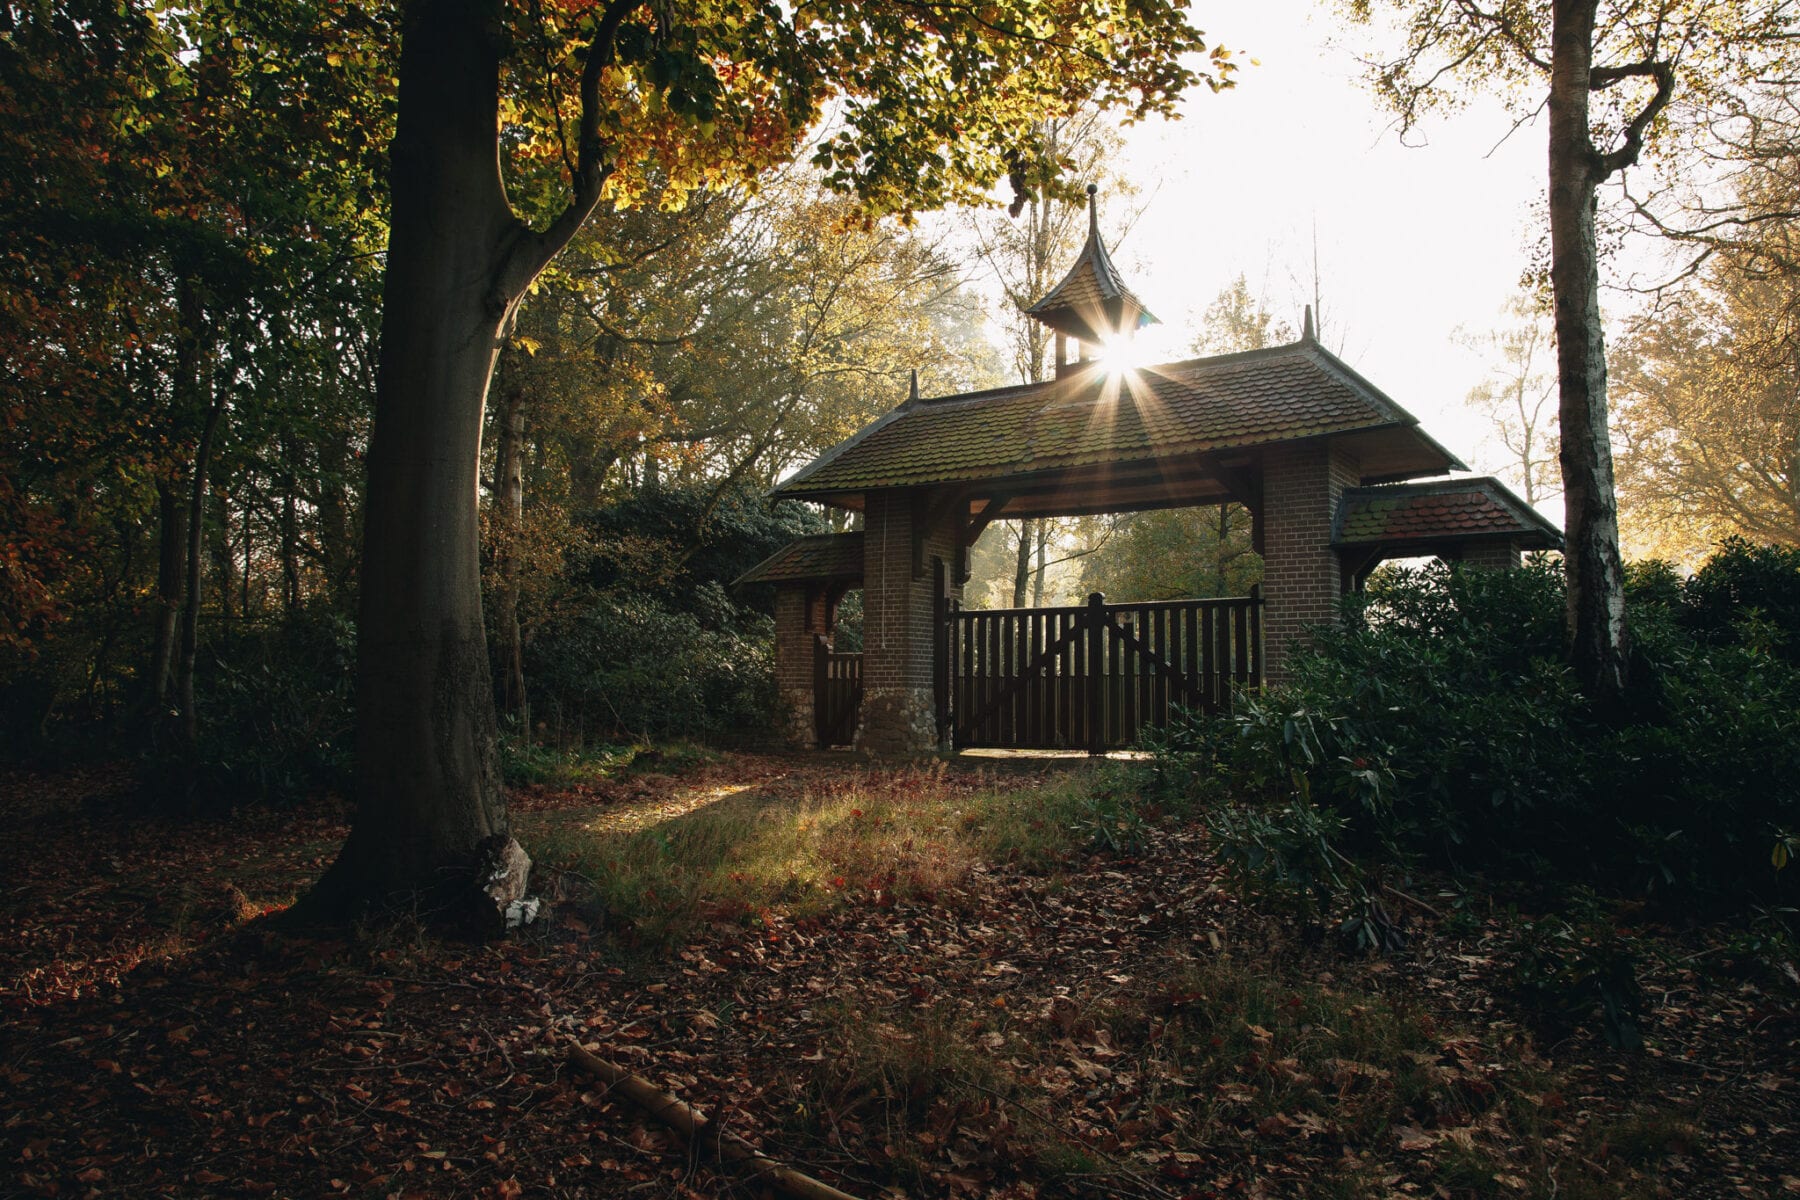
[565,1041,865,1200]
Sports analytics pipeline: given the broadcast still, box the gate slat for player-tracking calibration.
[994,610,1006,747]
[941,594,1260,750]
[1233,600,1250,686]
[1036,615,1051,744]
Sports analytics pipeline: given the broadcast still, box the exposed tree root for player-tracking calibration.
[565,1041,864,1200]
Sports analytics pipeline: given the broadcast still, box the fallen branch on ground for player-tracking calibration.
[1381,883,1445,919]
[565,1040,864,1200]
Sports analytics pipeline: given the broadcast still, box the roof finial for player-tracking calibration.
[907,368,920,406]
[1086,183,1099,237]
[1302,304,1315,342]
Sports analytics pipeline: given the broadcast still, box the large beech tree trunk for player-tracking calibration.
[305,0,624,922]
[305,0,524,917]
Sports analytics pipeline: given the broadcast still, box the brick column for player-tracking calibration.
[1260,441,1360,683]
[856,488,960,755]
[773,586,830,749]
[1461,539,1523,570]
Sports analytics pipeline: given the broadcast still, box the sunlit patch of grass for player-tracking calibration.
[500,739,718,789]
[522,764,1128,945]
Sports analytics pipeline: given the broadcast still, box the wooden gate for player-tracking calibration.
[945,588,1261,752]
[813,635,862,748]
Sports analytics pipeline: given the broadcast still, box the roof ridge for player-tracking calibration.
[773,339,1468,502]
[918,344,1315,411]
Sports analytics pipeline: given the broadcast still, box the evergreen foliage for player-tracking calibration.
[1155,543,1800,912]
[517,483,826,745]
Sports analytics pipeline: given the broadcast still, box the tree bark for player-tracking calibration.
[281,433,302,613]
[149,481,185,711]
[178,399,222,746]
[1032,521,1048,606]
[1548,0,1631,701]
[492,378,528,722]
[209,482,233,621]
[302,0,629,920]
[305,0,516,917]
[1214,502,1234,595]
[1011,519,1034,607]
[317,428,356,609]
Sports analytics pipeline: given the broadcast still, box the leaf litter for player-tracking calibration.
[2,754,1796,1198]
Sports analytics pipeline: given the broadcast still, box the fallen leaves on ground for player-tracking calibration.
[2,753,1795,1198]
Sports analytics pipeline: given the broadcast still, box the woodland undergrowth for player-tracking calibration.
[5,750,1796,1198]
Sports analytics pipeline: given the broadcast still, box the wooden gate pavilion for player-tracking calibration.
[739,190,1562,754]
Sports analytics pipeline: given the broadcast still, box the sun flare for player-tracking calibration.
[1096,335,1150,374]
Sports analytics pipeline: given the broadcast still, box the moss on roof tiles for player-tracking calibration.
[778,341,1437,496]
[734,532,864,586]
[1334,478,1563,549]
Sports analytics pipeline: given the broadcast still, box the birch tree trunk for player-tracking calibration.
[1548,0,1633,702]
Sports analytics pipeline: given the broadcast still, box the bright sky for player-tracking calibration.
[1109,1,1551,480]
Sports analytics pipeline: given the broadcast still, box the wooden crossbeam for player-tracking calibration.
[952,615,1087,741]
[1105,618,1202,696]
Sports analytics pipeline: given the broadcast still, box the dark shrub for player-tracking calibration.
[526,584,775,743]
[145,608,358,808]
[516,483,817,744]
[1157,545,1800,912]
[1676,537,1800,665]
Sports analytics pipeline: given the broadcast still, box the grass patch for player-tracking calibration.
[522,763,1139,945]
[500,738,718,788]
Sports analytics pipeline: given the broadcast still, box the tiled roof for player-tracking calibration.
[1333,478,1563,549]
[1024,195,1156,340]
[734,532,864,586]
[776,340,1461,499]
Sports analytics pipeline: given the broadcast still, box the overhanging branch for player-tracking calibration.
[495,0,645,307]
[1593,59,1675,178]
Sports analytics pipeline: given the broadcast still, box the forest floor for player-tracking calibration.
[3,752,1797,1200]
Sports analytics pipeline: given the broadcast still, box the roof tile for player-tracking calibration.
[735,532,864,586]
[779,342,1450,497]
[1334,479,1562,549]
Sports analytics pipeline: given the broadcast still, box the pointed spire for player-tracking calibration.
[1024,183,1158,343]
[1302,305,1315,342]
[904,368,920,407]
